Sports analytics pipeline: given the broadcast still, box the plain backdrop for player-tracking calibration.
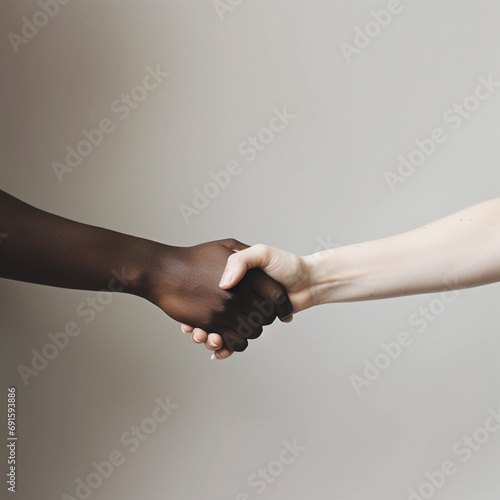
[2,1,500,499]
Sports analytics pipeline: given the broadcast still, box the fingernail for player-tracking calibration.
[219,271,233,288]
[193,332,203,343]
[181,325,189,333]
[211,353,216,360]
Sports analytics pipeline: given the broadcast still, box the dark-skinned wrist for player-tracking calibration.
[118,238,175,302]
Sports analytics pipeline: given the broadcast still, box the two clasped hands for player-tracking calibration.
[2,190,500,359]
[182,197,500,359]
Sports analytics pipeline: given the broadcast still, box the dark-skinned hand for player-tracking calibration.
[144,239,293,353]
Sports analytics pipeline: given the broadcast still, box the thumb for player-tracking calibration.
[219,244,273,289]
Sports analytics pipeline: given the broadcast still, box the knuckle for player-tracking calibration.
[224,335,246,352]
[232,339,248,352]
[271,286,287,305]
[213,300,228,316]
[254,243,270,259]
[249,326,264,339]
[207,300,231,325]
[261,314,275,326]
[224,238,241,249]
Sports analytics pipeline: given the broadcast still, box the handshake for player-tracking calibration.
[143,238,316,360]
[2,189,498,358]
[156,197,500,359]
[134,199,500,359]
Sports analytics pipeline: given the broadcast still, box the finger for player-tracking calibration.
[246,292,277,327]
[181,324,194,333]
[191,328,208,344]
[221,329,248,352]
[211,347,233,360]
[282,315,294,323]
[248,269,293,322]
[219,244,275,289]
[206,333,224,351]
[274,295,293,322]
[232,311,265,339]
[240,323,264,340]
[222,238,250,252]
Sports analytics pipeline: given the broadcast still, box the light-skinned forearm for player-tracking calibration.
[305,198,500,305]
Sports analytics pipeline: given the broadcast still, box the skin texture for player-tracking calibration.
[0,190,292,353]
[187,198,500,358]
[144,240,293,352]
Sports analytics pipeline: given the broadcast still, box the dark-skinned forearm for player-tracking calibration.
[0,190,165,297]
[0,190,293,351]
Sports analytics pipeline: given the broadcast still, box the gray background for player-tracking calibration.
[2,1,500,499]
